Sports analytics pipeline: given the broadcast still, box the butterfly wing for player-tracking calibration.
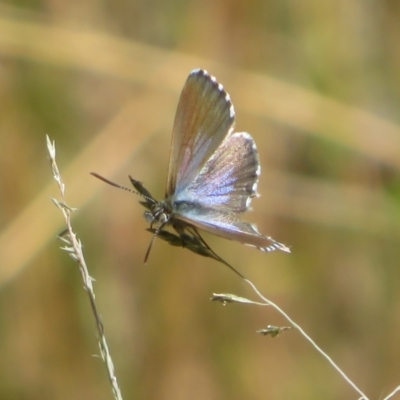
[166,69,235,196]
[167,70,289,253]
[173,132,260,213]
[173,207,290,253]
[171,132,289,253]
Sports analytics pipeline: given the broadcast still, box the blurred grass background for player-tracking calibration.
[1,1,400,399]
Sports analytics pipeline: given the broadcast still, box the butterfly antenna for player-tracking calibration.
[90,172,155,204]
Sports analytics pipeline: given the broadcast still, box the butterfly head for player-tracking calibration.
[143,200,171,227]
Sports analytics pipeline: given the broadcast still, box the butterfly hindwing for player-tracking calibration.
[173,207,290,253]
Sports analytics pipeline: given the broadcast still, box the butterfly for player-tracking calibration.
[92,69,290,262]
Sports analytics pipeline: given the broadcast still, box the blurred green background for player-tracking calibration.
[1,1,400,399]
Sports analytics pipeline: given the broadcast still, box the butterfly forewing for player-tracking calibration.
[166,69,235,196]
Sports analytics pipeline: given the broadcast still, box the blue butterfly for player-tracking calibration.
[92,69,290,261]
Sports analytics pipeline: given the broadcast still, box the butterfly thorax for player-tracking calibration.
[144,196,203,232]
[164,195,203,223]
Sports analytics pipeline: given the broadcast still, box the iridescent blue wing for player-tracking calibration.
[166,69,235,196]
[171,132,290,252]
[173,132,260,213]
[174,207,290,253]
[167,70,289,253]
